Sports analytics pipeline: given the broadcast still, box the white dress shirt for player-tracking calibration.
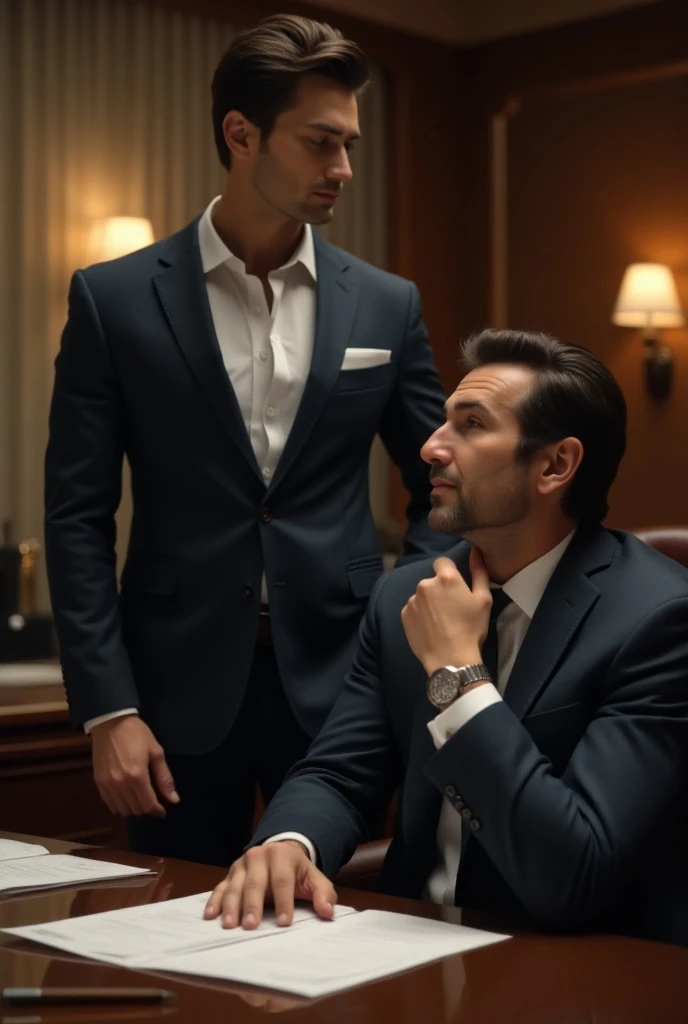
[268,531,576,899]
[84,197,317,734]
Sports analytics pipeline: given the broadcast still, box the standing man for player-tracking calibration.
[44,15,450,865]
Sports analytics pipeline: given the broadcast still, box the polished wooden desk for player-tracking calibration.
[1,832,688,1023]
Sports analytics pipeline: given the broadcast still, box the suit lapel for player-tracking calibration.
[268,235,359,493]
[502,526,614,719]
[152,221,262,482]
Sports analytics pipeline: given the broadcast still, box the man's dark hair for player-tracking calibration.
[211,15,370,170]
[461,329,627,522]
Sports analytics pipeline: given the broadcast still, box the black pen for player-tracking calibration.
[2,987,177,1005]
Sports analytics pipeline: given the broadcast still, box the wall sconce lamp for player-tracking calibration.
[612,262,684,399]
[90,216,155,262]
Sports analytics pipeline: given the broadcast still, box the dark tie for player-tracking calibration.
[481,587,513,686]
[453,587,513,904]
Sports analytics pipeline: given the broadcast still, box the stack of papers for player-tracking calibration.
[0,838,51,861]
[0,838,153,896]
[4,891,510,997]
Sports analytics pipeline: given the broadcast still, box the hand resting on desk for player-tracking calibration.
[204,841,337,930]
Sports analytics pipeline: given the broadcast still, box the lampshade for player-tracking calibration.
[91,216,155,261]
[612,263,685,329]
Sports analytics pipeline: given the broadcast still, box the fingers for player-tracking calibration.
[92,720,173,818]
[205,869,245,929]
[306,868,338,922]
[204,844,315,931]
[204,859,255,930]
[134,772,167,817]
[101,789,128,817]
[269,856,298,927]
[239,848,272,929]
[432,556,460,579]
[469,544,491,596]
[204,878,229,920]
[95,771,145,816]
[96,770,165,818]
[150,752,180,804]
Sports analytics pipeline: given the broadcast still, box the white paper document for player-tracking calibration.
[5,892,356,963]
[0,854,152,896]
[5,892,509,998]
[143,910,509,997]
[0,839,50,862]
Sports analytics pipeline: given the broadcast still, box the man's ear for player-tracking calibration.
[223,110,258,163]
[536,437,584,498]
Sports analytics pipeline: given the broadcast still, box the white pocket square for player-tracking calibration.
[340,348,392,370]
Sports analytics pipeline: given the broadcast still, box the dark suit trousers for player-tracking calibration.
[125,639,311,867]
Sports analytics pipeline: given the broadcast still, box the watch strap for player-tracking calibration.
[427,663,492,710]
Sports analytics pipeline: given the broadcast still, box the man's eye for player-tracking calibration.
[466,418,483,429]
[309,138,328,147]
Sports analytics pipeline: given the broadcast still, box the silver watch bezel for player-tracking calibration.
[426,663,492,710]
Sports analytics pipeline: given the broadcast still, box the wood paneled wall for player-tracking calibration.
[455,0,688,529]
[504,71,688,528]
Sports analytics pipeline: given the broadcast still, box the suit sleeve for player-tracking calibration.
[251,578,400,876]
[424,595,688,929]
[45,270,139,725]
[377,282,452,565]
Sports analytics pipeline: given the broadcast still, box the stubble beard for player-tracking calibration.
[428,481,532,538]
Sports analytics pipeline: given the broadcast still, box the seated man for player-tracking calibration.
[205,328,688,946]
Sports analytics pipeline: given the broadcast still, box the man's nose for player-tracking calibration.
[421,426,452,465]
[326,150,353,184]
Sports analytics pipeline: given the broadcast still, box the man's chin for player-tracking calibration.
[428,507,463,536]
[300,203,335,225]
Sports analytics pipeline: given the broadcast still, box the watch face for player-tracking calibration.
[428,668,460,708]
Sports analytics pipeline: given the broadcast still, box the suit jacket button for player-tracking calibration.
[240,584,253,599]
[454,798,464,810]
[445,785,455,798]
[469,819,481,831]
[260,507,272,523]
[461,808,472,820]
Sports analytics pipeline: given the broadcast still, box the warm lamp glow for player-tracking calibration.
[91,216,154,261]
[612,263,684,329]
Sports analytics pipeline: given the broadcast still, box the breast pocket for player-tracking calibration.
[336,361,394,393]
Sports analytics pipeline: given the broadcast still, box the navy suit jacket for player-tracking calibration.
[44,220,451,753]
[253,526,688,945]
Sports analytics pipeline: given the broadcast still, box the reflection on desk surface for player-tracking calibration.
[1,832,688,1022]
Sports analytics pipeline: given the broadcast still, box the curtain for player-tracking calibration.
[0,0,388,608]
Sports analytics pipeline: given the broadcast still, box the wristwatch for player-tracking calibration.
[426,664,492,710]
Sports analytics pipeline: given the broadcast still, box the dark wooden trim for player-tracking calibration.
[454,0,688,343]
[0,702,69,728]
[498,57,688,118]
[470,0,688,113]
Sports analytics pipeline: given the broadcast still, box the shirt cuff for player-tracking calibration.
[427,683,502,749]
[263,833,317,865]
[83,708,139,734]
